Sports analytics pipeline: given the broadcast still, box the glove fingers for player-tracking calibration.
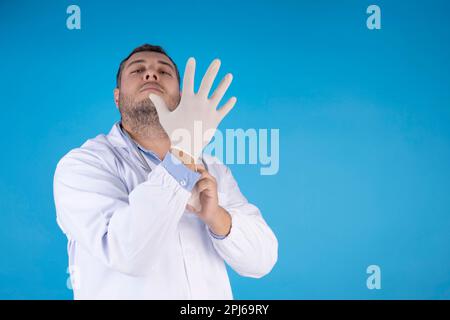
[210,73,233,107]
[182,57,196,95]
[198,59,221,98]
[218,96,237,120]
[149,93,169,117]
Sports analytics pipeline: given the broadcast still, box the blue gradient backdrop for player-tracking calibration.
[1,0,449,299]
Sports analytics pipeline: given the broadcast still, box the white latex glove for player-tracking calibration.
[149,57,237,163]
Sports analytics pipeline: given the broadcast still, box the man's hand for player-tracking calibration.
[187,165,232,237]
[149,57,237,163]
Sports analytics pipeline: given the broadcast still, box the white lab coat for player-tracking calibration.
[53,122,278,300]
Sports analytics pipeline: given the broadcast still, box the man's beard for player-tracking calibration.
[118,93,170,139]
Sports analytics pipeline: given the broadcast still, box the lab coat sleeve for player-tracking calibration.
[207,164,278,279]
[53,148,191,277]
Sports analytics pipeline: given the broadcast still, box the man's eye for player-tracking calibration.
[132,69,144,74]
[160,70,172,76]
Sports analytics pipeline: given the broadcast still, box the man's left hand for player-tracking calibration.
[187,165,232,237]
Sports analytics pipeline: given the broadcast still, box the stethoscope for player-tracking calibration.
[117,122,208,174]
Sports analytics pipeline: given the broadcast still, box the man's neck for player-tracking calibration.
[121,121,170,161]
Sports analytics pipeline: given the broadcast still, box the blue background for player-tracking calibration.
[1,0,449,299]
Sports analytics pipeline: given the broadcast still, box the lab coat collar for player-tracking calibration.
[106,121,129,149]
[106,121,208,170]
[106,121,152,173]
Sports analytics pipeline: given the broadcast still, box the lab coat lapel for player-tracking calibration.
[106,122,150,173]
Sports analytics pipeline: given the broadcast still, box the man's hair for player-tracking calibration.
[116,44,180,88]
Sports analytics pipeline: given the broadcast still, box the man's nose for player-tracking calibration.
[144,69,158,82]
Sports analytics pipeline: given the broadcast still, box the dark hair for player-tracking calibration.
[116,44,180,88]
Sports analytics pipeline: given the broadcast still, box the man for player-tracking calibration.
[53,44,278,299]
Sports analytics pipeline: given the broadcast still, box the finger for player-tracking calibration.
[210,73,233,107]
[198,170,216,183]
[195,165,212,179]
[149,93,169,117]
[217,96,237,120]
[182,57,196,95]
[197,179,214,193]
[185,204,199,213]
[198,59,221,98]
[196,165,209,176]
[197,166,216,180]
[196,164,206,172]
[198,171,209,180]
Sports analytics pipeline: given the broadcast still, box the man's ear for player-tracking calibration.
[113,88,120,109]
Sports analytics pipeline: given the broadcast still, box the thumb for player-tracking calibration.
[149,93,169,117]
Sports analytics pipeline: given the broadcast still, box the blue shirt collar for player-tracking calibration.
[117,121,162,163]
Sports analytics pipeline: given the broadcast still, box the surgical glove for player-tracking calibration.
[149,57,237,163]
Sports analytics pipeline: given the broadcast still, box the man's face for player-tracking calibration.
[114,51,180,110]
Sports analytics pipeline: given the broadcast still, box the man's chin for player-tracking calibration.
[134,96,155,108]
